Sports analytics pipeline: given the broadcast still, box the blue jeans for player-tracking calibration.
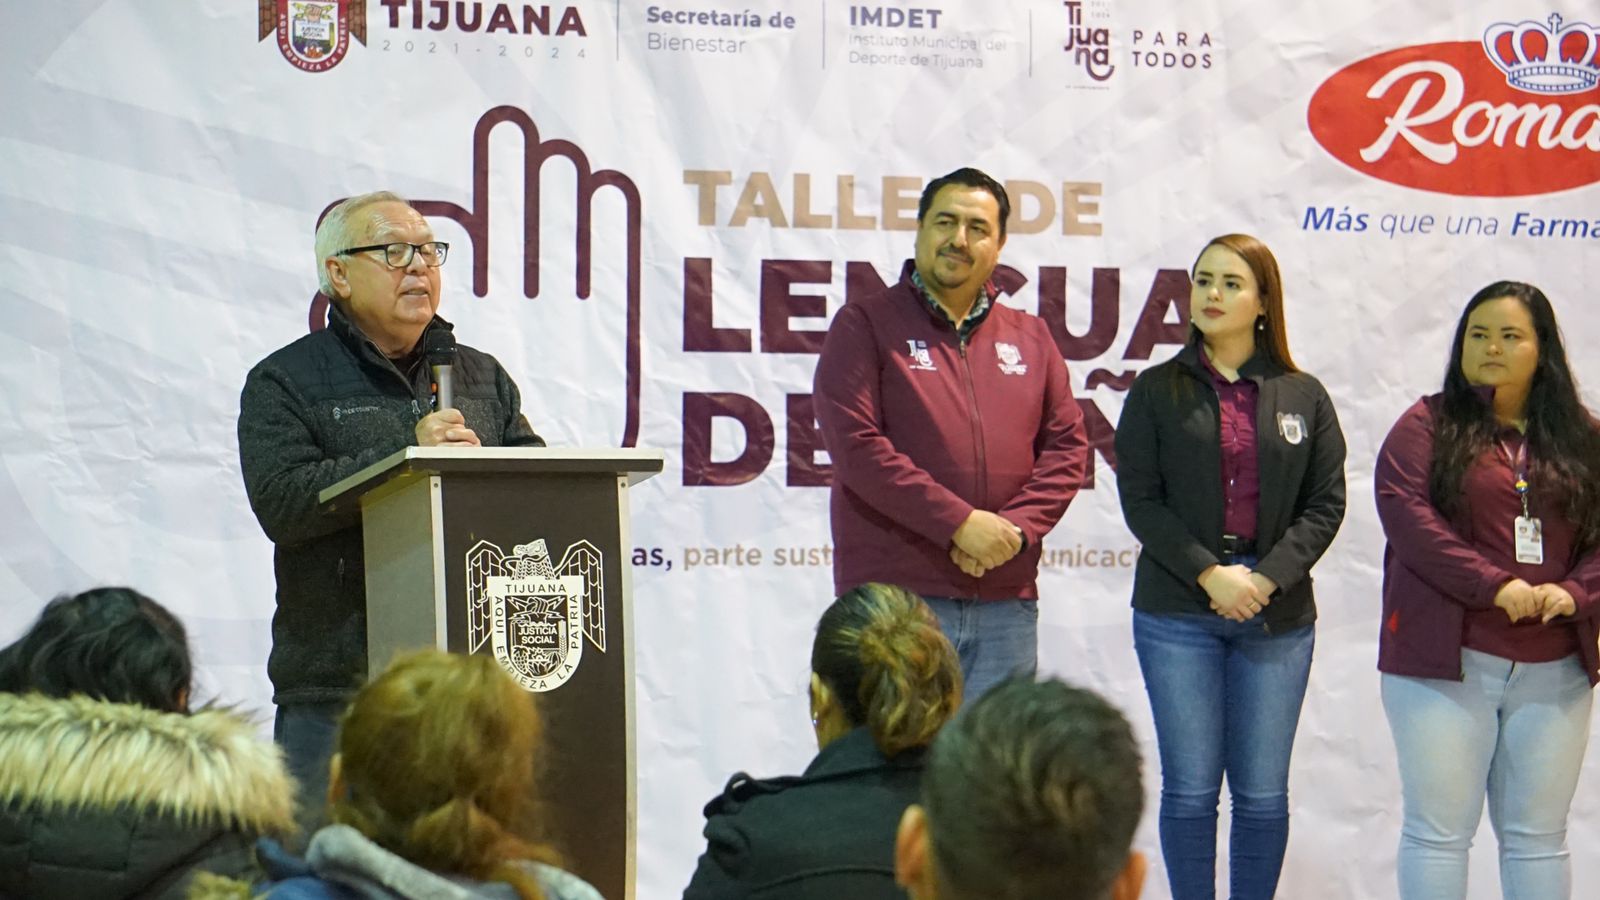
[1133,609,1315,900]
[923,597,1037,701]
[1382,649,1594,900]
[274,700,346,844]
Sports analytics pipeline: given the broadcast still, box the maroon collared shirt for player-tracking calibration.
[1199,350,1260,541]
[1461,430,1582,662]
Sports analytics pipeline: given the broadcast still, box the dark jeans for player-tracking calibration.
[274,700,345,844]
[1133,608,1315,900]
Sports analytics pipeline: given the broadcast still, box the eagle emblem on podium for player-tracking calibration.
[466,538,605,692]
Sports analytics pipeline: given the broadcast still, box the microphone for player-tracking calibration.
[423,330,457,412]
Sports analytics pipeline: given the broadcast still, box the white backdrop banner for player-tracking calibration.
[3,2,1600,898]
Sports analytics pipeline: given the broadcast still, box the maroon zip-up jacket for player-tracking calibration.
[813,261,1088,600]
[1374,394,1600,685]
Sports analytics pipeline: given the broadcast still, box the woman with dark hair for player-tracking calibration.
[0,585,192,709]
[0,587,295,899]
[683,583,963,899]
[1114,234,1346,899]
[1375,281,1600,899]
[259,650,601,900]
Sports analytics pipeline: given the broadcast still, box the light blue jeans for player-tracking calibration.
[923,596,1037,701]
[1382,649,1594,900]
[1133,608,1315,900]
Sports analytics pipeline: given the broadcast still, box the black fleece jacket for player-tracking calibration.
[238,305,543,703]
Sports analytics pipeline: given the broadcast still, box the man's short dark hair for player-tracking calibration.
[922,676,1143,900]
[917,167,1011,237]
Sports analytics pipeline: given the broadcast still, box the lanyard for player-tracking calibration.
[1497,436,1531,519]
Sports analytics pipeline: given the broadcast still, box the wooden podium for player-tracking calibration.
[319,446,663,900]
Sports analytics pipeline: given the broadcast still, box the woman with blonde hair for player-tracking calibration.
[682,583,963,899]
[260,650,600,900]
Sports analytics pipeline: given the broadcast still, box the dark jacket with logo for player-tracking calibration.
[238,305,544,703]
[1374,394,1600,684]
[813,260,1088,601]
[681,727,923,900]
[0,693,295,900]
[1114,340,1346,631]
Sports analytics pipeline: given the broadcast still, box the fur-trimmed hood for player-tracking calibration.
[0,691,295,834]
[0,692,297,900]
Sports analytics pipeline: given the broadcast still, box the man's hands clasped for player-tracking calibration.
[950,510,1024,578]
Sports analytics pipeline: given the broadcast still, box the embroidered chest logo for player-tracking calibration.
[1277,412,1306,445]
[906,340,938,371]
[996,342,1028,375]
[331,405,381,421]
[466,538,606,692]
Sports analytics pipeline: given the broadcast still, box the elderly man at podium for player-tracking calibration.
[238,191,545,835]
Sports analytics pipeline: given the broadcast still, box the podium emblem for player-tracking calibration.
[466,538,605,692]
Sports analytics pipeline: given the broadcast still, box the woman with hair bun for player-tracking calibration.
[682,583,963,899]
[259,650,601,900]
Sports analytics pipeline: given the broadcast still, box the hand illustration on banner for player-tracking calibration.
[308,106,643,447]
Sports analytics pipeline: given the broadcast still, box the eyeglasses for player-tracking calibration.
[337,241,450,268]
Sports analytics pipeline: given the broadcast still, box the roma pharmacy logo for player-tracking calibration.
[258,0,367,73]
[1308,12,1600,196]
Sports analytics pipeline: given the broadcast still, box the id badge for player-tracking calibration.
[1514,516,1544,565]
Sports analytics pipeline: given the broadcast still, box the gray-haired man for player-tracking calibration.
[237,192,544,832]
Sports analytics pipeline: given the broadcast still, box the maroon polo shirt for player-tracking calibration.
[1461,430,1582,662]
[1200,350,1260,541]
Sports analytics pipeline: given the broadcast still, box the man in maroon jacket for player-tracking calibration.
[813,168,1088,699]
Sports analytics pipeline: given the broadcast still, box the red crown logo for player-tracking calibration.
[1482,13,1600,94]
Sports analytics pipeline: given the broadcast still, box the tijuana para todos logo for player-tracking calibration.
[1308,12,1600,196]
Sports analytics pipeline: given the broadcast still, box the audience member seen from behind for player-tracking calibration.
[1375,281,1600,900]
[682,583,963,899]
[0,587,295,900]
[1114,233,1346,900]
[895,675,1146,900]
[259,650,601,900]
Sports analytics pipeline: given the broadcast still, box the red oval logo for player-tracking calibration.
[1308,40,1600,196]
